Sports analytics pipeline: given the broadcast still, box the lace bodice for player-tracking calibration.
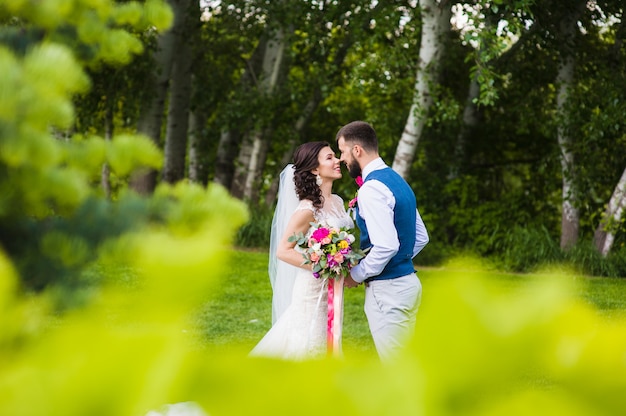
[294,194,354,230]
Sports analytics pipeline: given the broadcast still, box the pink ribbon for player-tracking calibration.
[327,277,344,357]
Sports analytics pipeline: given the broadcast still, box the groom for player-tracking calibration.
[336,121,429,362]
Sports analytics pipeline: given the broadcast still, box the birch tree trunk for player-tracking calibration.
[216,33,266,193]
[162,0,194,184]
[101,100,113,199]
[451,72,480,179]
[232,28,289,201]
[130,0,180,194]
[214,129,240,189]
[264,140,298,207]
[392,0,450,179]
[264,90,322,207]
[230,132,253,199]
[452,18,535,179]
[187,107,208,185]
[247,130,272,204]
[241,131,265,199]
[594,167,626,256]
[592,15,626,256]
[262,17,354,207]
[556,9,580,250]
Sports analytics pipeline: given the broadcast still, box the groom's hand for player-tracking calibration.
[344,274,360,288]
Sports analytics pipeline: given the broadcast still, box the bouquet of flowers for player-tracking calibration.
[289,223,364,280]
[289,223,364,356]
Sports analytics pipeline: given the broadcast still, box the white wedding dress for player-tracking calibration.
[250,195,354,360]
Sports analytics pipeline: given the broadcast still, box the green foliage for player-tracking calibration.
[565,242,626,279]
[1,182,248,309]
[1,0,172,63]
[497,225,562,272]
[235,204,274,248]
[0,182,249,415]
[441,175,535,256]
[0,0,175,298]
[493,226,626,278]
[3,250,626,415]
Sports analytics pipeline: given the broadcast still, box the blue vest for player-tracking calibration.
[356,167,417,281]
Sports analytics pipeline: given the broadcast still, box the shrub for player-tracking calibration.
[0,0,171,297]
[566,242,626,278]
[496,225,562,273]
[235,204,273,248]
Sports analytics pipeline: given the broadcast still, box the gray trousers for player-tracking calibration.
[364,273,422,362]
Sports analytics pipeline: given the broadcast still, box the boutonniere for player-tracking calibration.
[348,175,363,208]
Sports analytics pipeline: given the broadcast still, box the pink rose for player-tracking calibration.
[311,227,330,242]
[310,252,320,262]
[333,253,344,263]
[355,175,364,187]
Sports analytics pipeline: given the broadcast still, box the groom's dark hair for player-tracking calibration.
[335,121,378,153]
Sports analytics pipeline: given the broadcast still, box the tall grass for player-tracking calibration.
[495,225,626,277]
[235,205,273,248]
[496,225,562,272]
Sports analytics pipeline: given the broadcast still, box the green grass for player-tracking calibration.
[195,249,626,355]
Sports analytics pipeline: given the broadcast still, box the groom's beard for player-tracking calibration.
[348,159,361,179]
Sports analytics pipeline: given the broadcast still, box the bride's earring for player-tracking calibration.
[316,174,323,186]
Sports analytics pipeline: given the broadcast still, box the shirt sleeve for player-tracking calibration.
[413,208,429,257]
[350,181,399,283]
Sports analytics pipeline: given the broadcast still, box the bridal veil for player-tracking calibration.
[269,164,301,324]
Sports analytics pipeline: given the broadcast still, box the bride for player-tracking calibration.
[250,141,354,360]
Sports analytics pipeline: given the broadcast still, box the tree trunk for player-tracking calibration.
[214,129,240,189]
[452,19,536,179]
[187,107,208,185]
[101,101,113,199]
[130,0,180,194]
[556,8,580,250]
[593,11,626,256]
[162,0,194,184]
[230,132,253,199]
[261,14,355,208]
[264,90,321,208]
[215,32,267,193]
[609,14,626,64]
[242,132,265,200]
[234,28,289,201]
[594,167,626,256]
[247,128,274,204]
[451,72,480,179]
[392,0,451,179]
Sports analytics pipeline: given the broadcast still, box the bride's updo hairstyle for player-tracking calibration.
[292,141,330,209]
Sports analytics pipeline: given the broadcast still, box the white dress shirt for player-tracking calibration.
[350,158,429,283]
